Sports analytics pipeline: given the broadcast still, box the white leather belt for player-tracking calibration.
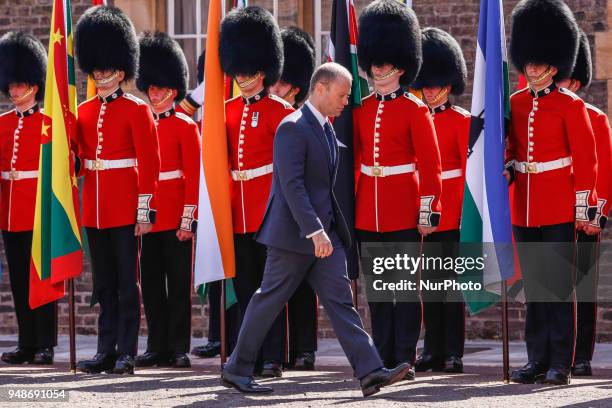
[1,170,38,180]
[513,157,572,174]
[231,163,273,181]
[159,169,184,181]
[441,168,463,180]
[84,158,137,171]
[360,163,416,177]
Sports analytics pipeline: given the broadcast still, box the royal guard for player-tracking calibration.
[133,32,200,369]
[354,0,442,379]
[219,6,294,377]
[555,30,611,377]
[412,27,470,374]
[73,6,160,375]
[0,31,56,366]
[507,0,598,385]
[269,26,318,370]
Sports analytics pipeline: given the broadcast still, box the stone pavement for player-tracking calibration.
[1,335,612,407]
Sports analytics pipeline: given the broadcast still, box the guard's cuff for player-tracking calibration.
[178,95,200,117]
[575,190,595,222]
[418,196,440,227]
[179,205,197,232]
[505,160,515,185]
[136,194,156,224]
[591,198,607,228]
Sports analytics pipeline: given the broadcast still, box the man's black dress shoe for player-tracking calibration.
[112,354,135,375]
[171,353,191,368]
[32,348,54,365]
[444,356,463,373]
[261,360,282,377]
[135,351,165,367]
[414,354,444,372]
[542,367,571,385]
[572,360,592,376]
[510,362,548,384]
[191,341,220,358]
[293,352,315,370]
[360,363,412,397]
[1,347,35,364]
[221,368,274,393]
[77,353,118,374]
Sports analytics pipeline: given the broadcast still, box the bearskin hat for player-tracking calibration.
[509,0,579,80]
[219,6,283,88]
[280,27,316,104]
[357,0,422,86]
[412,28,467,95]
[75,5,139,80]
[0,31,47,101]
[569,30,592,88]
[136,31,189,101]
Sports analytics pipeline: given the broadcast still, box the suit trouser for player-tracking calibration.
[86,226,140,356]
[288,280,318,360]
[513,222,575,369]
[140,230,192,354]
[232,233,285,362]
[226,234,383,378]
[357,228,422,367]
[421,229,465,359]
[3,230,57,349]
[207,280,240,354]
[575,231,599,362]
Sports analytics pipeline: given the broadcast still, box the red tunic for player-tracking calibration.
[506,85,597,227]
[353,89,442,232]
[152,108,201,233]
[225,90,294,233]
[586,103,612,227]
[431,102,470,231]
[0,105,42,232]
[75,88,160,229]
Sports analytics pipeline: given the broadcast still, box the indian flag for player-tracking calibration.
[460,0,515,314]
[193,0,236,299]
[30,0,83,309]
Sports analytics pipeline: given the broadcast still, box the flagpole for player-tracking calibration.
[220,280,227,364]
[68,279,77,373]
[501,279,510,383]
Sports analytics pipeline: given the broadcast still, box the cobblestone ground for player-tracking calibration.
[1,363,612,407]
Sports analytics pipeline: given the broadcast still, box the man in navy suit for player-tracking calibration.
[221,63,410,397]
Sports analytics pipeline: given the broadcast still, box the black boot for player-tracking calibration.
[444,356,463,373]
[572,360,592,376]
[135,351,166,367]
[112,355,135,375]
[510,362,548,384]
[293,352,315,370]
[77,353,118,374]
[1,347,35,364]
[171,353,191,368]
[414,354,443,372]
[542,367,571,385]
[191,341,220,358]
[260,360,282,378]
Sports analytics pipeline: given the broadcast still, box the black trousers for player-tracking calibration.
[86,226,140,356]
[513,222,575,369]
[3,230,57,349]
[232,233,285,362]
[575,231,599,362]
[288,279,318,361]
[140,230,192,354]
[421,229,465,359]
[357,228,422,367]
[207,279,240,354]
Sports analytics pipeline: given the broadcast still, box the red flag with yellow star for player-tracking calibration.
[29,0,83,309]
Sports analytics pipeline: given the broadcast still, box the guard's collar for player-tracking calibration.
[529,83,556,98]
[15,103,39,118]
[375,87,403,101]
[241,89,268,105]
[98,87,124,104]
[153,108,175,121]
[430,101,452,114]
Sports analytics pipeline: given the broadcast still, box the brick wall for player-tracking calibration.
[1,0,611,344]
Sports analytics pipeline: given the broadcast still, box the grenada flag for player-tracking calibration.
[30,0,83,309]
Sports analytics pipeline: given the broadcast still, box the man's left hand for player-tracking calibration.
[418,225,437,237]
[176,230,194,241]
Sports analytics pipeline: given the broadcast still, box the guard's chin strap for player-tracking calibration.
[526,65,554,87]
[94,71,119,87]
[11,85,34,104]
[428,87,450,107]
[373,67,399,81]
[237,73,261,90]
[152,89,174,107]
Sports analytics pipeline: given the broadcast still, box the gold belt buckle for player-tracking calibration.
[94,159,105,171]
[525,162,537,174]
[236,170,249,181]
[9,170,18,180]
[372,166,384,177]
